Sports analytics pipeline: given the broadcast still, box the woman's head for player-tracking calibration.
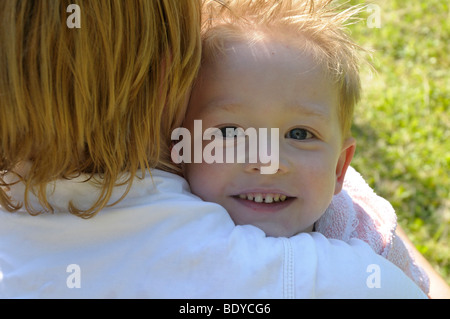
[0,0,202,217]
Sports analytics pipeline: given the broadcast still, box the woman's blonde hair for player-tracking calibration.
[201,0,366,140]
[0,0,202,217]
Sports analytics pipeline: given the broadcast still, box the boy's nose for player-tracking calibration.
[243,157,289,175]
[241,128,292,175]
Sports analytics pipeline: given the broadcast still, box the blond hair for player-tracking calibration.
[0,0,202,217]
[201,0,365,139]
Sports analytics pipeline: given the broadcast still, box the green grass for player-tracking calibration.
[344,0,449,283]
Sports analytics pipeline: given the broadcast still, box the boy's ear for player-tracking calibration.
[334,137,356,195]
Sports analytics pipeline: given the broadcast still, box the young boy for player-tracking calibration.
[173,0,430,294]
[180,0,358,238]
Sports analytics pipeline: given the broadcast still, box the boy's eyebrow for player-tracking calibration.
[199,101,243,116]
[201,100,330,119]
[284,102,330,119]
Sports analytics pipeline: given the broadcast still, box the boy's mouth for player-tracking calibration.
[233,193,293,204]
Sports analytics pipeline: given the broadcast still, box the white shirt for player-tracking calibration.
[0,169,426,298]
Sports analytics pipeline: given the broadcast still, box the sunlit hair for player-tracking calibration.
[0,0,202,217]
[201,0,367,140]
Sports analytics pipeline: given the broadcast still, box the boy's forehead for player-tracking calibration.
[188,37,339,121]
[200,39,333,99]
[203,31,328,77]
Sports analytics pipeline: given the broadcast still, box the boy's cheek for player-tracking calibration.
[190,162,238,204]
[184,163,220,198]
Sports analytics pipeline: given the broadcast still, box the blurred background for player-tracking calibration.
[346,0,449,284]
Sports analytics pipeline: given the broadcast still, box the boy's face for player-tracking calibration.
[183,38,355,237]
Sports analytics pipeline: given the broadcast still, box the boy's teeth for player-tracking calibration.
[238,193,287,203]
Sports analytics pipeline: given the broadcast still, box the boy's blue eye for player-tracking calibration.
[286,128,313,140]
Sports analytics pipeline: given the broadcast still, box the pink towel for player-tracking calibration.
[316,166,430,294]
